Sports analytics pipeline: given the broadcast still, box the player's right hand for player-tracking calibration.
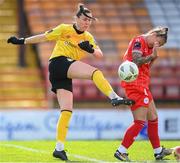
[151,41,159,59]
[154,41,160,48]
[7,36,25,45]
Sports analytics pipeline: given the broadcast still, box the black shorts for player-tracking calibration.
[48,56,76,93]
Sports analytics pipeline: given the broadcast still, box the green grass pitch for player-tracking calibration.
[0,140,179,162]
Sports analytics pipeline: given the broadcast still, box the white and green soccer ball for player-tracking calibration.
[118,60,139,82]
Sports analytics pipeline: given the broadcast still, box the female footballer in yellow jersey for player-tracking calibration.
[7,3,134,161]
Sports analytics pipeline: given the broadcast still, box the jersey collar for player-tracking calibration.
[73,24,84,34]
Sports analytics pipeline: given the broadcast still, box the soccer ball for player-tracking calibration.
[173,146,180,161]
[118,61,139,82]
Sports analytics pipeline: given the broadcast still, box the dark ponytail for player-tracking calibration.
[76,4,86,17]
[76,3,96,20]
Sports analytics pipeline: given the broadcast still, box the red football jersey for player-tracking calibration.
[121,35,153,88]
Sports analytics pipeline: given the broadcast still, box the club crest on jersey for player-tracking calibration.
[66,35,71,39]
[144,97,149,104]
[133,42,141,50]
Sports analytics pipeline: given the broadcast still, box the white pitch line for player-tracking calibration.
[0,143,107,163]
[1,144,46,153]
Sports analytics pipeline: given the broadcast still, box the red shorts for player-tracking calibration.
[124,86,153,111]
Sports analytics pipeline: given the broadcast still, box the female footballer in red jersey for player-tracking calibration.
[7,3,134,161]
[114,26,172,161]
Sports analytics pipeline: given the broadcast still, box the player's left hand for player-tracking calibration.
[78,41,94,53]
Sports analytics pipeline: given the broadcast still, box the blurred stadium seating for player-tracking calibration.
[0,0,179,108]
[0,0,48,108]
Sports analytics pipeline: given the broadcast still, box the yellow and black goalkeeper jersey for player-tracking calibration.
[45,24,98,60]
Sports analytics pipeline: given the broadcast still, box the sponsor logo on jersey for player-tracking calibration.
[64,41,76,48]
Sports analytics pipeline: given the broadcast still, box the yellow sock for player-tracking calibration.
[56,110,72,143]
[92,70,114,97]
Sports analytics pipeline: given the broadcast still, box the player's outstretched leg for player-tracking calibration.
[91,70,135,106]
[111,97,135,106]
[154,146,172,160]
[53,149,68,160]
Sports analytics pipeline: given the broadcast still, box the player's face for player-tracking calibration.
[77,14,92,31]
[149,33,167,48]
[156,36,167,47]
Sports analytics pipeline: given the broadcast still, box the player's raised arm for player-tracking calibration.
[132,27,168,66]
[7,33,48,45]
[149,41,159,66]
[132,50,157,66]
[131,40,158,66]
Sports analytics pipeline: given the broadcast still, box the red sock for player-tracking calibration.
[122,120,145,148]
[148,118,160,148]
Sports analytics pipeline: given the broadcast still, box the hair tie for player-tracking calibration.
[79,5,84,13]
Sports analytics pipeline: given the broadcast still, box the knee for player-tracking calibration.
[134,120,146,127]
[148,114,158,121]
